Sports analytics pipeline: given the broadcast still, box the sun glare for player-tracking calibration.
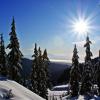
[73,19,89,34]
[69,15,95,38]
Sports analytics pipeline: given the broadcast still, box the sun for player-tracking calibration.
[73,19,89,37]
[72,18,90,37]
[68,15,95,38]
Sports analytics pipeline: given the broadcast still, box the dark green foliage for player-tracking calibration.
[80,62,93,94]
[7,17,23,83]
[57,68,71,84]
[93,51,100,95]
[0,34,7,76]
[31,44,50,99]
[69,36,100,96]
[69,44,79,97]
[31,43,38,94]
[80,36,93,95]
[84,36,92,62]
[43,49,52,89]
[37,47,48,99]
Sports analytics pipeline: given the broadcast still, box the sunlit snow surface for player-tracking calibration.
[62,95,100,100]
[48,84,100,100]
[0,78,45,100]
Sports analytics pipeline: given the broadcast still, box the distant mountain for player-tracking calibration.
[21,57,100,86]
[21,58,71,86]
[49,61,71,85]
[21,58,32,78]
[53,57,100,85]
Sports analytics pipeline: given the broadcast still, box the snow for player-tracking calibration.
[53,84,69,88]
[0,78,45,100]
[62,95,100,100]
[48,85,68,100]
[48,84,100,100]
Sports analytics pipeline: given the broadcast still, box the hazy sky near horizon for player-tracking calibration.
[0,0,100,61]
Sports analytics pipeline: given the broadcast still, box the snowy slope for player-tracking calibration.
[0,79,45,100]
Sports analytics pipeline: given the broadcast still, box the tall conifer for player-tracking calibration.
[31,43,38,94]
[7,17,23,82]
[80,36,93,95]
[69,44,79,97]
[31,44,50,99]
[0,34,7,76]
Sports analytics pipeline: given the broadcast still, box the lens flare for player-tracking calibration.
[70,16,93,38]
[73,19,89,34]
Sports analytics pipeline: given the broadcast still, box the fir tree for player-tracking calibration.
[84,36,92,62]
[97,50,100,95]
[69,44,79,97]
[43,49,51,89]
[31,43,38,94]
[0,34,7,76]
[37,47,48,99]
[94,50,100,95]
[38,49,50,99]
[37,47,44,96]
[7,17,23,82]
[80,36,93,95]
[31,44,50,99]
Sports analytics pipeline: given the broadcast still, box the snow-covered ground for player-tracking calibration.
[0,78,45,100]
[48,84,100,100]
[62,95,100,100]
[48,85,69,100]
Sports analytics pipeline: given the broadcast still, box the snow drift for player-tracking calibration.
[0,78,45,100]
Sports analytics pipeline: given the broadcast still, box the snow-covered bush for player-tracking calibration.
[2,89,13,99]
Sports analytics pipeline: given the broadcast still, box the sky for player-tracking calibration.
[0,0,100,62]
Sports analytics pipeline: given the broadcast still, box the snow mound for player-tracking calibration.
[0,79,45,100]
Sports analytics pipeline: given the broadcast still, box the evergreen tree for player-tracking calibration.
[37,47,48,99]
[37,47,45,96]
[7,17,23,82]
[97,50,100,95]
[38,49,51,99]
[94,50,100,95]
[80,36,93,95]
[31,44,50,99]
[84,36,92,62]
[69,44,79,97]
[0,34,7,76]
[43,49,51,89]
[31,43,39,94]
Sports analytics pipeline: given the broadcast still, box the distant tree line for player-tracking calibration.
[0,17,50,99]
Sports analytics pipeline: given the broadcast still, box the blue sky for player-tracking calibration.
[0,0,100,61]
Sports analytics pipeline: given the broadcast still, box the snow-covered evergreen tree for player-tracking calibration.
[31,43,38,94]
[7,17,23,83]
[94,50,100,95]
[97,51,100,95]
[84,36,92,62]
[69,44,79,97]
[31,44,50,99]
[80,36,93,95]
[43,49,51,89]
[0,34,7,76]
[37,47,50,99]
[38,48,50,99]
[37,47,47,98]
